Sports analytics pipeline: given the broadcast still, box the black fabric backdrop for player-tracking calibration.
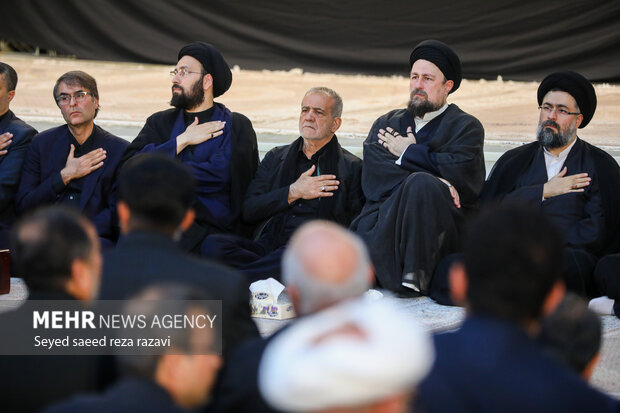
[0,0,618,82]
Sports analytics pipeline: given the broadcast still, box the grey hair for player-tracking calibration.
[282,222,371,315]
[304,86,343,118]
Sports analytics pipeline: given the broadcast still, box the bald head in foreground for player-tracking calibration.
[211,220,373,413]
[283,220,373,316]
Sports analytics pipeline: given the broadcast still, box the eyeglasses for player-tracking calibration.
[169,68,203,78]
[538,105,580,117]
[55,91,92,106]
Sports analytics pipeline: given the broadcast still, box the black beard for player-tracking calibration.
[170,76,205,110]
[406,91,442,118]
[536,120,573,149]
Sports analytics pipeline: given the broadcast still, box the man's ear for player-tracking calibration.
[368,264,375,286]
[156,354,181,397]
[449,262,467,306]
[7,90,15,104]
[180,208,195,232]
[67,259,92,301]
[117,201,130,234]
[582,352,600,381]
[443,79,454,95]
[575,113,584,129]
[331,117,342,134]
[202,73,214,93]
[541,280,565,317]
[287,285,300,315]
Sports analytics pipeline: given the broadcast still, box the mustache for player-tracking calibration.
[172,85,184,93]
[542,120,559,129]
[410,89,427,99]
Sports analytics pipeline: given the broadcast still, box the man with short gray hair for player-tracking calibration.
[211,220,373,412]
[202,87,364,281]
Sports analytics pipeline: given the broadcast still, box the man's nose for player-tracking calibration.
[547,108,559,120]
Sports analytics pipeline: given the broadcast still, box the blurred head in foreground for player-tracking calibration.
[259,297,433,412]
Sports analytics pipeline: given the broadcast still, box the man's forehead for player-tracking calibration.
[176,55,203,70]
[301,92,333,109]
[57,81,88,93]
[410,59,443,77]
[542,90,578,108]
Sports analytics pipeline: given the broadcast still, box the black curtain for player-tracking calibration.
[0,0,618,82]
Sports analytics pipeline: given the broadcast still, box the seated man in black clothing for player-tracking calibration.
[415,205,620,413]
[16,71,128,246]
[0,62,37,248]
[481,71,620,296]
[44,285,223,413]
[351,40,485,296]
[0,207,104,413]
[202,87,364,281]
[122,42,259,253]
[99,154,258,353]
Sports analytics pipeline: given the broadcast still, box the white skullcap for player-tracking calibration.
[258,297,434,411]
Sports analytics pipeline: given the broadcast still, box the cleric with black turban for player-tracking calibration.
[122,41,259,256]
[351,39,485,297]
[482,70,620,298]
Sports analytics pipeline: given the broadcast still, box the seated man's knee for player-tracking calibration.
[403,172,441,190]
[200,233,236,258]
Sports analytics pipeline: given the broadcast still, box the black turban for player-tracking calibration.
[537,71,596,128]
[409,40,462,94]
[178,42,232,97]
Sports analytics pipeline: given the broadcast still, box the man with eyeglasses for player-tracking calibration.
[16,71,128,246]
[0,62,37,248]
[481,71,620,297]
[122,42,258,255]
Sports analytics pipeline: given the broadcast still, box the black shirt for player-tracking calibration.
[62,132,95,206]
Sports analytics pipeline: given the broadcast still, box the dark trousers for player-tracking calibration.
[594,253,620,317]
[563,248,598,297]
[201,233,286,283]
[430,248,598,307]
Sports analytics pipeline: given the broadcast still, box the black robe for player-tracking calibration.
[122,107,259,249]
[481,138,620,295]
[481,138,620,257]
[351,105,485,295]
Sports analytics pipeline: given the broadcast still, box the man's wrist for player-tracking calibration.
[176,135,187,154]
[288,184,299,204]
[60,169,72,186]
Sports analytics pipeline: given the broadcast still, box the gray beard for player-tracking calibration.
[407,95,442,118]
[536,120,575,149]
